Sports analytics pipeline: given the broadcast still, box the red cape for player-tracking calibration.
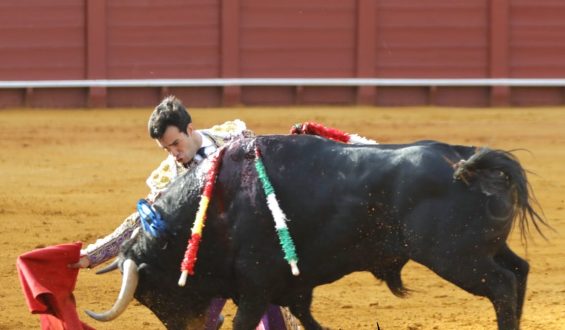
[17,242,95,330]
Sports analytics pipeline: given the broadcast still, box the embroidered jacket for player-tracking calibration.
[83,120,253,267]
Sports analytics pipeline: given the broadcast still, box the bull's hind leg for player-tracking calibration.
[494,244,529,323]
[422,255,519,330]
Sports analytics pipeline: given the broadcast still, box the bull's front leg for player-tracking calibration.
[160,313,205,330]
[286,289,324,330]
[232,293,270,330]
[183,315,207,330]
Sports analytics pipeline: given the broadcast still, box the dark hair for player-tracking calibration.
[148,96,192,139]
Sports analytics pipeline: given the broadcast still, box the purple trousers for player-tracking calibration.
[204,298,288,330]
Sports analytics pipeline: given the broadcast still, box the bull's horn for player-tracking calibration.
[85,259,139,321]
[95,258,120,275]
[130,227,140,240]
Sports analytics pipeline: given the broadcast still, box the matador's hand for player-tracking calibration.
[68,255,91,269]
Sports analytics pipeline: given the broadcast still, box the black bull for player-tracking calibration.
[88,135,544,330]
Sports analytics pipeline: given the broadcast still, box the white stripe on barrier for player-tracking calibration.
[1,78,565,89]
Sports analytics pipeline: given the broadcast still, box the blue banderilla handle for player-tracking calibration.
[137,199,166,238]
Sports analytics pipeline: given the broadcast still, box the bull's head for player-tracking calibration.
[85,258,139,321]
[85,227,143,321]
[84,141,248,326]
[85,192,209,326]
[85,228,211,329]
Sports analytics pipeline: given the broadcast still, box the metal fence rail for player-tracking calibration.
[2,78,565,89]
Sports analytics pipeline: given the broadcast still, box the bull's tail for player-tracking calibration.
[452,148,549,242]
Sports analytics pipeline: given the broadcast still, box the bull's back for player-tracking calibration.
[256,136,470,206]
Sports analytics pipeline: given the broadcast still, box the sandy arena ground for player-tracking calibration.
[0,106,563,329]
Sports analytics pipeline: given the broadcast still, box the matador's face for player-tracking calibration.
[156,124,198,165]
